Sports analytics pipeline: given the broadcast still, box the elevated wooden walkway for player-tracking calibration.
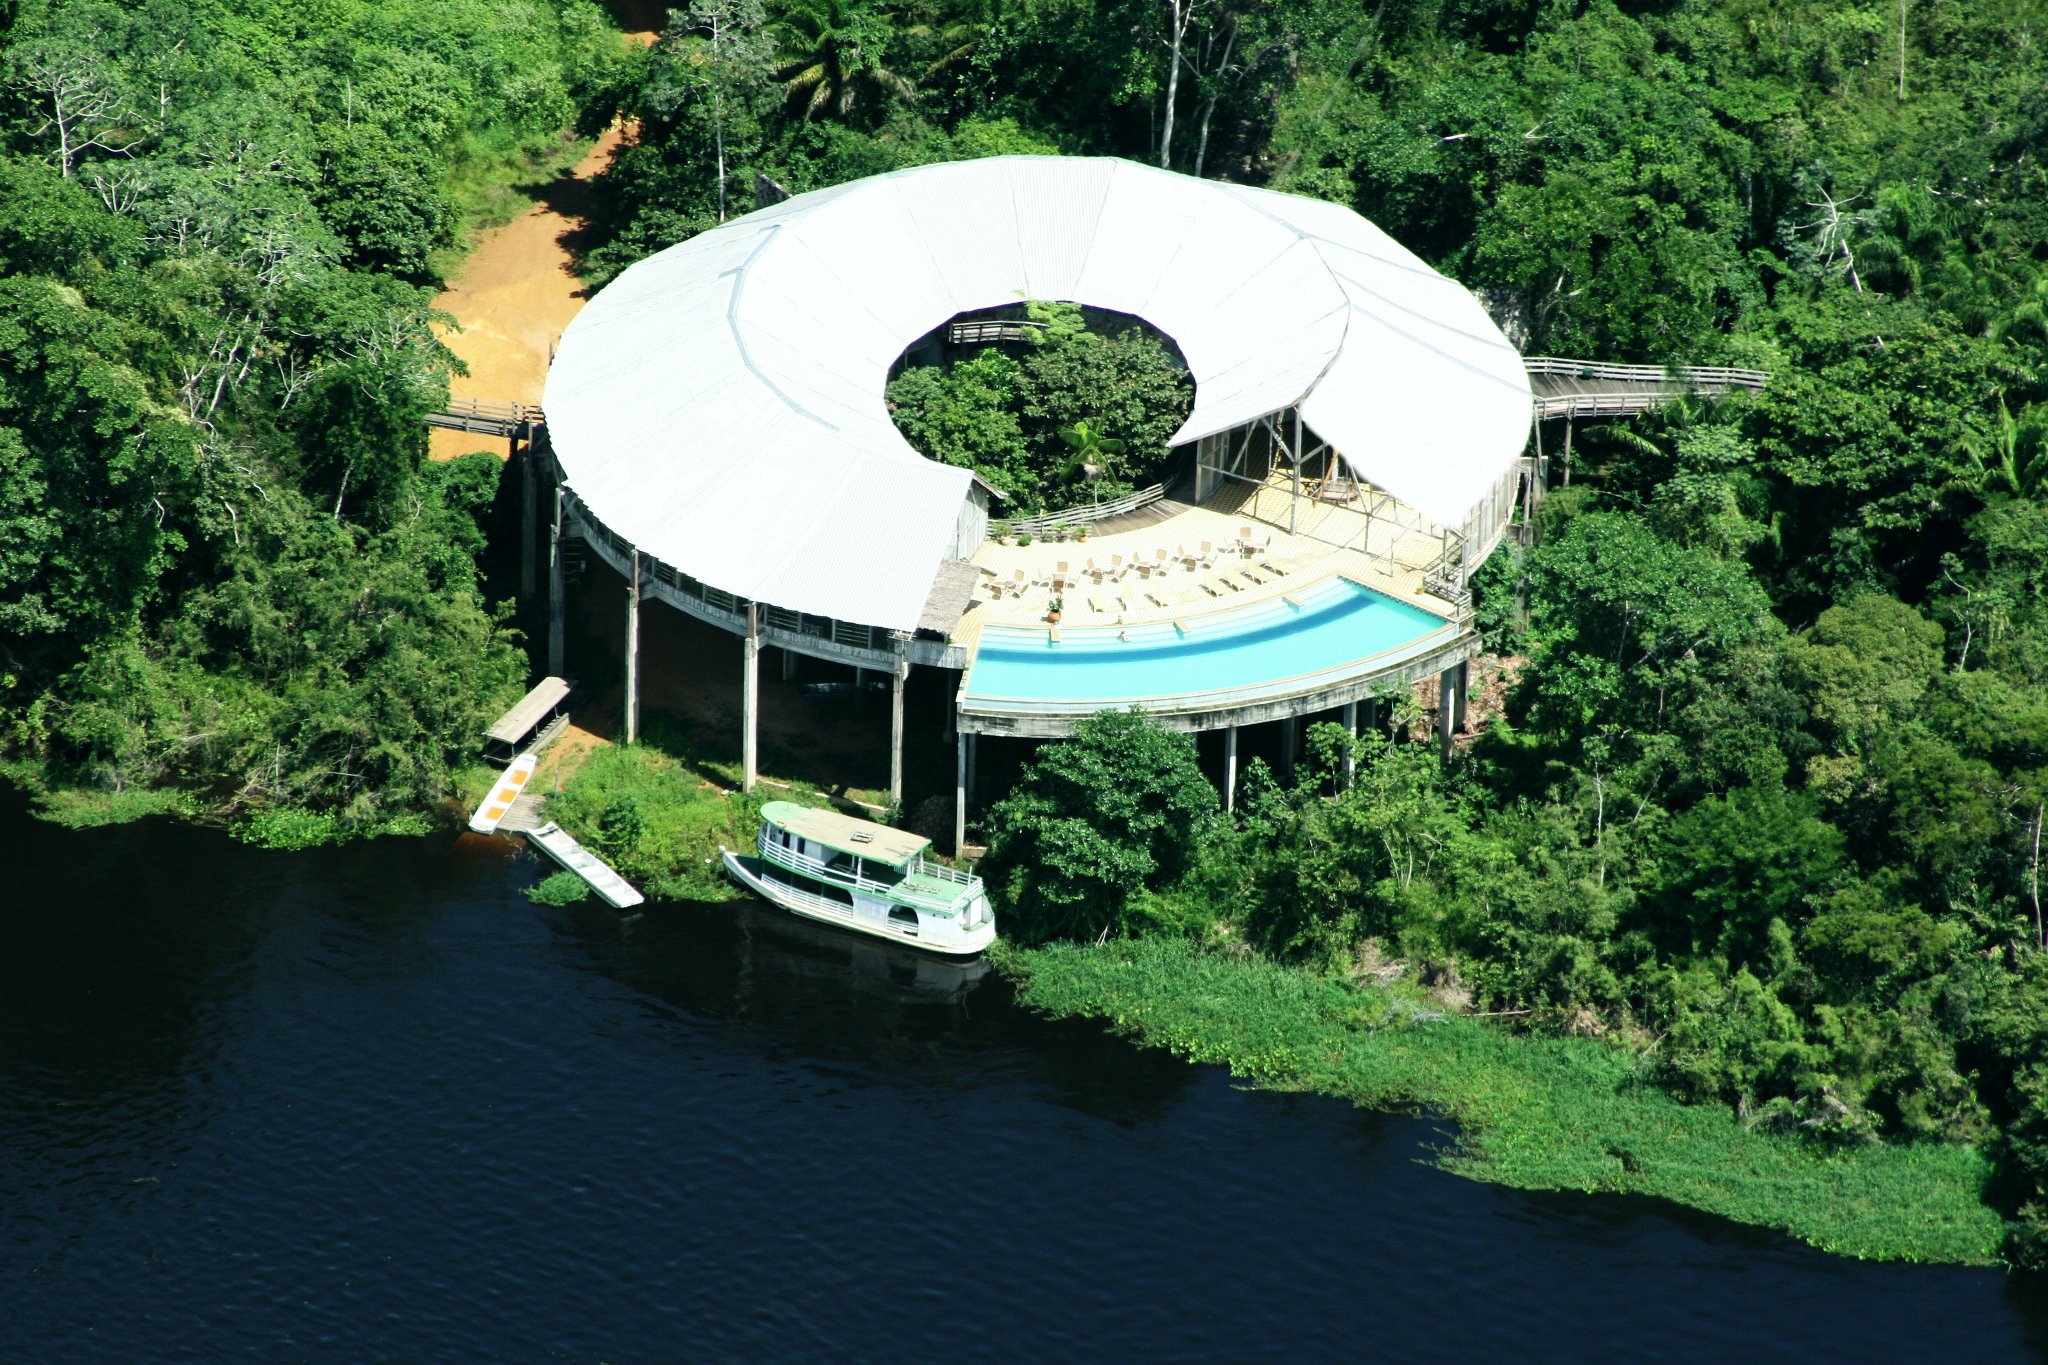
[1524,357,1769,419]
[425,396,546,439]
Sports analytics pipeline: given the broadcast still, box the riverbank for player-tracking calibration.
[515,733,2012,1264]
[997,936,2009,1265]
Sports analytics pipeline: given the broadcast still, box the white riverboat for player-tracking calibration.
[721,802,995,957]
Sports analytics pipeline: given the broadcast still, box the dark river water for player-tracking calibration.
[4,792,2047,1362]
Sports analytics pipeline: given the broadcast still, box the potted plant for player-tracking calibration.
[1017,531,1033,546]
[1077,524,1091,542]
[1047,595,1064,624]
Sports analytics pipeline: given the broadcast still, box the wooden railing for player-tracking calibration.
[425,397,545,437]
[991,483,1166,537]
[1523,357,1771,389]
[949,320,1043,345]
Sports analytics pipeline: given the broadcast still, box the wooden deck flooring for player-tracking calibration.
[960,472,1453,647]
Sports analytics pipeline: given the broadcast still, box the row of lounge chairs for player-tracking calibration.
[985,527,1279,598]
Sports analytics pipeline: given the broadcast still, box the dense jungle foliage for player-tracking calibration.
[12,0,2048,1261]
[885,302,1194,513]
[0,1,637,831]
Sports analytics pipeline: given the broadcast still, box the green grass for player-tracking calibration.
[1000,936,2008,1265]
[541,739,759,902]
[428,125,599,282]
[16,782,194,829]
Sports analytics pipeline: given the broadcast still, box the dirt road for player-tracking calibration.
[429,19,657,460]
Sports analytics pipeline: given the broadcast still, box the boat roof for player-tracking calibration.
[762,801,930,864]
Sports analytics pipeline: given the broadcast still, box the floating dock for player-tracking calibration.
[525,820,645,909]
[469,753,539,834]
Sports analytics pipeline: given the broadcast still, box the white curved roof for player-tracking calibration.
[545,156,1530,632]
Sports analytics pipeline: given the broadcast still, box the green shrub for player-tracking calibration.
[526,869,592,905]
[236,806,348,850]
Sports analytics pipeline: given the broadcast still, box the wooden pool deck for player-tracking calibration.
[959,471,1454,649]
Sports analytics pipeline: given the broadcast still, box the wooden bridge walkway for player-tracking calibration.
[426,396,546,439]
[1524,357,1769,419]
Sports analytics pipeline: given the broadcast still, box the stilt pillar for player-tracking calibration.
[889,658,908,808]
[742,602,760,793]
[1288,411,1303,536]
[1438,669,1456,760]
[547,486,565,677]
[1453,659,1470,734]
[781,648,797,682]
[1280,714,1297,783]
[1224,725,1238,814]
[519,441,537,602]
[954,729,968,854]
[624,549,641,744]
[1342,700,1358,787]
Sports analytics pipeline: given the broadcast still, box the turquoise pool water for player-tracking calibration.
[964,576,1452,709]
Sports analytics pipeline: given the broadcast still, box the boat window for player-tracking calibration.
[888,906,919,935]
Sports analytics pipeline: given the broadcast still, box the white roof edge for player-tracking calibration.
[546,156,1530,629]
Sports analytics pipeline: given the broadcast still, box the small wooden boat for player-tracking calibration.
[469,753,539,834]
[721,801,995,957]
[526,821,645,909]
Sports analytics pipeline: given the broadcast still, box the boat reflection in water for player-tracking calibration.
[730,894,990,1006]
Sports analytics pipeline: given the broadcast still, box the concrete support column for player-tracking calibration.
[1223,725,1238,814]
[1453,659,1470,734]
[519,442,537,602]
[547,486,565,678]
[954,729,968,855]
[889,659,908,808]
[967,731,979,798]
[624,549,641,745]
[742,603,760,793]
[781,648,797,682]
[1342,701,1359,788]
[1280,715,1297,783]
[1438,669,1456,760]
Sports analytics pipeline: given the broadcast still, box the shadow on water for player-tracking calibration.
[547,890,1201,1127]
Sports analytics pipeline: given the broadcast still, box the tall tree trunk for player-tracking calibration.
[1191,22,1235,179]
[1160,0,1186,168]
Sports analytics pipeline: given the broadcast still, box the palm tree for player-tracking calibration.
[1059,421,1125,503]
[1958,396,2048,499]
[770,0,914,121]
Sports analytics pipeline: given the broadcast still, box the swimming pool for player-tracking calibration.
[962,576,1455,712]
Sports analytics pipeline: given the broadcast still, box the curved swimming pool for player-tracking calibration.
[963,575,1454,711]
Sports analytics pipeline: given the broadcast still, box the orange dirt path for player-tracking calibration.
[430,20,656,460]
[428,127,621,460]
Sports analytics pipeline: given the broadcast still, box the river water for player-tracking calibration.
[3,792,2045,1361]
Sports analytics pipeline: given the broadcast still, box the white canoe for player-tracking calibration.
[527,821,645,909]
[469,752,539,834]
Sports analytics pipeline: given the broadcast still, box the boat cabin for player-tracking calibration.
[761,801,931,878]
[756,802,983,910]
